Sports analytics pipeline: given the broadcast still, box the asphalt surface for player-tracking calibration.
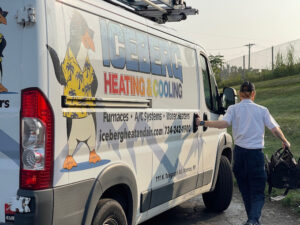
[141,187,300,225]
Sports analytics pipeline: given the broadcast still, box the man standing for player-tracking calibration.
[196,81,290,225]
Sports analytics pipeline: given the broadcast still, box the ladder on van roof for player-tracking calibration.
[104,0,198,24]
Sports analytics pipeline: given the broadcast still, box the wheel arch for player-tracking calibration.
[210,133,233,191]
[83,163,138,225]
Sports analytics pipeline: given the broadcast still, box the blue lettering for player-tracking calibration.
[125,27,139,71]
[109,22,126,69]
[137,31,150,73]
[171,43,183,82]
[164,81,169,97]
[100,19,184,82]
[179,83,183,98]
[100,19,110,67]
[159,80,164,97]
[149,36,163,76]
[160,40,173,78]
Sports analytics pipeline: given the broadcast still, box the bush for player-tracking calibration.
[219,62,300,88]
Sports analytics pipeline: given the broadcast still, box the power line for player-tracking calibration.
[226,52,246,59]
[208,46,245,51]
[197,32,272,42]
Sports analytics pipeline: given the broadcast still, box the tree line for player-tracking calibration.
[210,45,300,88]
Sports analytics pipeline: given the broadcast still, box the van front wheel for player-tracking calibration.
[92,199,128,225]
[202,156,233,212]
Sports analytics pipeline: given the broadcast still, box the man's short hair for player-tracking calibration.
[240,81,255,93]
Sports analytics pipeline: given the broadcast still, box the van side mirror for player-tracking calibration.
[218,87,237,114]
[221,87,237,110]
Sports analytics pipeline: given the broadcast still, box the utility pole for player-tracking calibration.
[245,43,255,70]
[243,55,246,80]
[271,46,274,71]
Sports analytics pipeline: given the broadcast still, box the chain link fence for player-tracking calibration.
[222,39,300,79]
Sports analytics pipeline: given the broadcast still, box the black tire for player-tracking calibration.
[202,156,233,212]
[92,198,128,225]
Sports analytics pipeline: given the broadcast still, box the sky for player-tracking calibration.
[167,0,300,61]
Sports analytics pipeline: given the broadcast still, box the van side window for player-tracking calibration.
[200,55,219,112]
[210,74,219,111]
[200,56,212,110]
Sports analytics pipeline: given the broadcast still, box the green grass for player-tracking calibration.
[230,74,300,212]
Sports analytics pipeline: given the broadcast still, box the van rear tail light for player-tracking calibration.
[22,118,45,170]
[20,88,54,190]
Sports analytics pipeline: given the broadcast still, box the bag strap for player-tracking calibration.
[276,147,283,154]
[269,188,290,202]
[274,147,294,168]
[268,182,290,201]
[277,148,285,159]
[268,184,272,196]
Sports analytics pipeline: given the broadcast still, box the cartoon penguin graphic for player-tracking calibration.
[47,12,100,170]
[0,7,8,93]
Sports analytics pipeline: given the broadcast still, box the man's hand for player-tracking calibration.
[282,140,291,149]
[195,114,202,126]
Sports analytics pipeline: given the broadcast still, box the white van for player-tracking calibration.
[0,1,237,225]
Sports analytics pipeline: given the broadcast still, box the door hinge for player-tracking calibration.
[16,6,36,26]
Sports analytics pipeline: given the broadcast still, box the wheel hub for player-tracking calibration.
[103,217,119,225]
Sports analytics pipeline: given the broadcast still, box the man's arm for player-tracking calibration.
[271,127,291,148]
[196,117,230,129]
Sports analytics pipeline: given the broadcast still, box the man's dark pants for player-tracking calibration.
[233,145,267,224]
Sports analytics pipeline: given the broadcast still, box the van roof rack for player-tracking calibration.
[104,0,198,24]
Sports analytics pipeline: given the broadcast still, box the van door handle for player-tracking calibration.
[193,113,199,133]
[203,113,208,132]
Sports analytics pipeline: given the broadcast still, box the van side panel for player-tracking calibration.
[46,0,152,223]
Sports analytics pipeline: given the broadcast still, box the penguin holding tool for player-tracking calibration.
[0,8,8,93]
[47,12,100,170]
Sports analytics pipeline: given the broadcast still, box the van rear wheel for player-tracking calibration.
[202,156,233,212]
[92,198,128,225]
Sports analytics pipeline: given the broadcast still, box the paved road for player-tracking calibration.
[141,187,300,225]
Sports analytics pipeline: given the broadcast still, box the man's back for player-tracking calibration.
[224,99,278,149]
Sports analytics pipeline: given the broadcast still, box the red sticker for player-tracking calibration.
[5,203,15,214]
[5,203,15,223]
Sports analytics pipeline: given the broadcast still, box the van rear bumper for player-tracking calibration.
[12,179,96,225]
[14,188,53,225]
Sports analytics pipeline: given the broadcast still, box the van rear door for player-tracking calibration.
[0,1,28,223]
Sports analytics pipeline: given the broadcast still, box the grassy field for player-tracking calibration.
[230,74,300,212]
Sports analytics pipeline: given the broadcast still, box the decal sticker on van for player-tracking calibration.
[100,19,183,99]
[0,7,8,93]
[0,99,9,108]
[5,203,15,223]
[103,72,183,98]
[47,12,101,170]
[100,20,183,82]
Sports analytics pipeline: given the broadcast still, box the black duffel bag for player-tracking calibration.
[265,147,300,200]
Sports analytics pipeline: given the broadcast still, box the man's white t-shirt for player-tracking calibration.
[222,99,279,149]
